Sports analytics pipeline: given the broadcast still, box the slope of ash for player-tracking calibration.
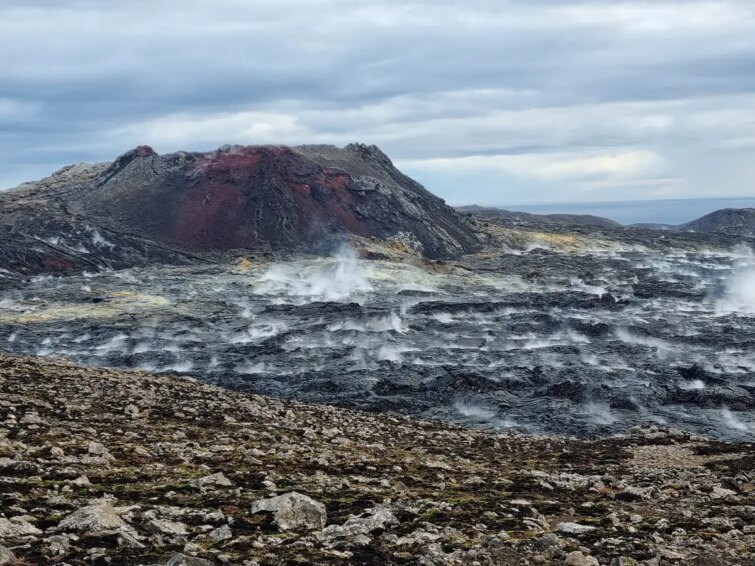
[0,143,479,279]
[1,355,753,566]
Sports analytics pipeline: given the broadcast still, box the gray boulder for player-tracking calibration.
[146,519,190,536]
[316,505,397,541]
[193,472,233,490]
[565,551,600,566]
[251,491,326,532]
[0,517,43,538]
[164,553,214,566]
[209,524,232,542]
[554,522,596,535]
[57,499,127,533]
[0,545,15,564]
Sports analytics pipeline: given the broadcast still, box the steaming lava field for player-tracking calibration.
[2,222,754,441]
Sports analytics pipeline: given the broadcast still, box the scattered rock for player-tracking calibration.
[0,354,753,565]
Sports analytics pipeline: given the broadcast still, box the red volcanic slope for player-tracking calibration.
[70,143,480,258]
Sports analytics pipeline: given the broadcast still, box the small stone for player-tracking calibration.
[658,548,685,561]
[533,533,560,550]
[183,542,201,554]
[146,519,190,536]
[45,534,74,555]
[555,522,597,535]
[711,486,737,499]
[194,472,233,490]
[0,458,40,476]
[70,475,91,486]
[164,553,214,566]
[316,505,397,540]
[117,528,145,548]
[209,524,232,542]
[88,441,111,457]
[20,412,43,424]
[617,486,653,501]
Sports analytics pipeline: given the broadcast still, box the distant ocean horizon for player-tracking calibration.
[480,197,755,226]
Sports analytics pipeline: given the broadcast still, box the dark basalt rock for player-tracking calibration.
[0,143,480,277]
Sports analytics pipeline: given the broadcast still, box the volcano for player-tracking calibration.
[0,143,480,277]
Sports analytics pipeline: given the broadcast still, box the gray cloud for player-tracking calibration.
[1,0,754,205]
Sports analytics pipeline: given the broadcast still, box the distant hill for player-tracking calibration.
[461,204,755,239]
[677,208,755,237]
[457,205,621,228]
[629,208,755,237]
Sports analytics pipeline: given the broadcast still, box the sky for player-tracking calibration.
[1,0,755,206]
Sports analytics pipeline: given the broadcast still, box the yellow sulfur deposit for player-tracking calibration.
[0,292,170,323]
[235,257,253,270]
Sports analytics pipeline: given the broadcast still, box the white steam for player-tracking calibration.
[255,245,371,301]
[720,269,755,313]
[718,246,755,313]
[721,407,749,432]
[454,401,497,421]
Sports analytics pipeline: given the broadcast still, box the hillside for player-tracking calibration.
[460,204,755,239]
[678,208,755,237]
[0,355,753,565]
[0,144,480,277]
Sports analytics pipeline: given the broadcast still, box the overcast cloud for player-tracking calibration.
[1,0,754,205]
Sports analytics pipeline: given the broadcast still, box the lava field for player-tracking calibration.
[1,244,754,440]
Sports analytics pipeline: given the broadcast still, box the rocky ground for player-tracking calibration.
[1,355,754,565]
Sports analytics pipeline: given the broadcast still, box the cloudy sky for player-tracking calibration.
[1,0,754,206]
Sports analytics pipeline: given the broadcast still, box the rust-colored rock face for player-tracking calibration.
[68,143,480,258]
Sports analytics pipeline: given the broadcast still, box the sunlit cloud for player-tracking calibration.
[1,0,755,203]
